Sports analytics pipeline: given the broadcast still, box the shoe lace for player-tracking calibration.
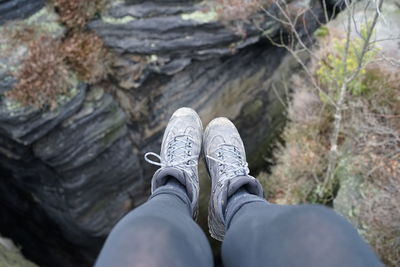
[206,144,249,181]
[144,135,198,173]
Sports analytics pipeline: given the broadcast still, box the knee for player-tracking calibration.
[113,213,180,242]
[290,205,349,228]
[276,204,359,241]
[293,204,339,220]
[97,216,179,267]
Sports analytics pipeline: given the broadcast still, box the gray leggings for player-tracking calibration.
[95,190,380,267]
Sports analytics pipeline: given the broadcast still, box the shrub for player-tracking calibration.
[4,13,111,109]
[313,26,329,38]
[52,0,106,29]
[215,0,262,21]
[260,83,334,204]
[213,0,269,38]
[61,31,110,83]
[5,36,72,110]
[315,25,379,101]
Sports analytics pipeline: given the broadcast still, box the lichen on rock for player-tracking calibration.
[181,9,218,23]
[0,236,38,267]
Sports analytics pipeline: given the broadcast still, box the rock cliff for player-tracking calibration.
[0,0,338,265]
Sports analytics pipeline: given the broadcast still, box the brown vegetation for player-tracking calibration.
[213,0,271,38]
[259,76,334,204]
[61,31,110,83]
[6,29,111,110]
[345,72,399,266]
[4,0,112,110]
[52,0,106,29]
[6,36,71,110]
[215,0,262,21]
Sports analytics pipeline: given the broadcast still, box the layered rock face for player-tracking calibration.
[0,0,335,266]
[0,0,44,25]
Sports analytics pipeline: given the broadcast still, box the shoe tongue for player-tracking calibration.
[220,144,241,166]
[167,136,188,162]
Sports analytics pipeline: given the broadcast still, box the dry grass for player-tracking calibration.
[5,36,71,110]
[52,0,106,29]
[5,29,110,109]
[260,77,333,204]
[2,0,113,109]
[213,0,272,37]
[215,0,263,21]
[348,66,400,266]
[61,31,110,83]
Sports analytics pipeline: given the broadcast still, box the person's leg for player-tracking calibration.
[96,108,213,267]
[222,195,381,267]
[95,182,213,267]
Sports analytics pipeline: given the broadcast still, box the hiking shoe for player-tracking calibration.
[144,107,202,219]
[204,117,264,241]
